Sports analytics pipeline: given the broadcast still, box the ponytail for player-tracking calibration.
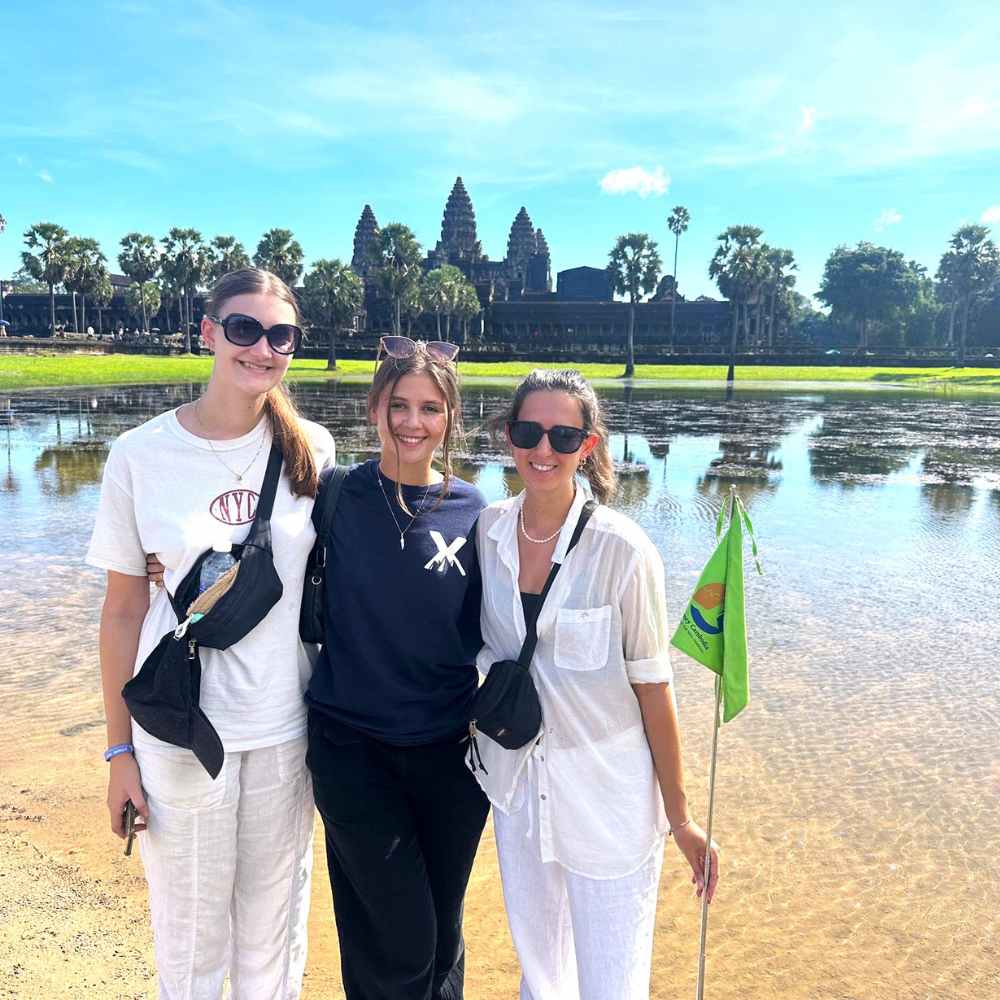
[264,384,318,498]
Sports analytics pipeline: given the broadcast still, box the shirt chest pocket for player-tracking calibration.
[553,605,613,671]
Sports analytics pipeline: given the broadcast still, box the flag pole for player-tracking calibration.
[696,486,734,999]
[696,672,722,999]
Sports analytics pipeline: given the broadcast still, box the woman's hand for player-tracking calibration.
[146,553,165,587]
[107,753,149,839]
[672,820,720,903]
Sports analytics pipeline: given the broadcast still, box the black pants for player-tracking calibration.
[307,710,490,1000]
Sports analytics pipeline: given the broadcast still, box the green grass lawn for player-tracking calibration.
[1,353,999,391]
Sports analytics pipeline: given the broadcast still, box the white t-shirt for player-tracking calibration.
[86,407,335,753]
[472,486,673,878]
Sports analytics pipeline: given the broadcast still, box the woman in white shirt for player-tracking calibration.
[87,268,335,999]
[472,369,719,1000]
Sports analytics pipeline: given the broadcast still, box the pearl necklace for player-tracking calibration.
[518,506,567,544]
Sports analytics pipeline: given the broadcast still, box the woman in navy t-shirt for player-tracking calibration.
[305,340,489,1000]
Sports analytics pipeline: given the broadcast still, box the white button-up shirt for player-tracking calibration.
[472,487,672,878]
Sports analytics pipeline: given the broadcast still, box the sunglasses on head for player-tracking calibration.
[507,420,590,454]
[207,313,302,355]
[375,336,460,373]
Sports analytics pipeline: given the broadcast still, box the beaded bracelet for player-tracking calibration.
[104,743,134,762]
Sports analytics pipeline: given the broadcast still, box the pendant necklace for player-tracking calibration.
[192,400,265,483]
[376,464,432,550]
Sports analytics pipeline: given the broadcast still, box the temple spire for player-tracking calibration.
[505,207,536,282]
[437,177,482,261]
[352,204,380,275]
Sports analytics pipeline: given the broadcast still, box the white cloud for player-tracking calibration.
[599,165,669,198]
[38,169,54,184]
[981,205,1000,224]
[799,105,817,133]
[874,208,902,231]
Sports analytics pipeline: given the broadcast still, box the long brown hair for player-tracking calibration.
[505,369,617,504]
[368,347,464,514]
[204,268,318,498]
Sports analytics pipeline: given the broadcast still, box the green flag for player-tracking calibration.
[671,491,756,723]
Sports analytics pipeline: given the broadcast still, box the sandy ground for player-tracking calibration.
[3,717,998,999]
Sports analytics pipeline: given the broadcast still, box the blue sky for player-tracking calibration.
[3,0,999,301]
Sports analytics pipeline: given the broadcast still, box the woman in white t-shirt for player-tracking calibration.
[471,369,720,1000]
[87,268,335,999]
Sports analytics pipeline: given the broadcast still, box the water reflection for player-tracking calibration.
[2,381,999,999]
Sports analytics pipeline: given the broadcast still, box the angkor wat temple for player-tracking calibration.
[1,176,731,350]
[351,177,730,348]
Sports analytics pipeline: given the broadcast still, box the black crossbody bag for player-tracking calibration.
[299,464,349,644]
[466,500,596,774]
[123,442,286,779]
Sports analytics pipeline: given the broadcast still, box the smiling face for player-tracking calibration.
[371,372,450,476]
[509,390,598,500]
[200,292,295,398]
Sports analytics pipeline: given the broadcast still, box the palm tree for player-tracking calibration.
[206,235,251,284]
[161,228,208,351]
[420,269,447,337]
[302,259,364,370]
[118,233,160,333]
[253,229,304,287]
[368,224,423,336]
[936,225,1000,365]
[763,247,796,350]
[92,271,114,335]
[22,223,70,335]
[454,281,482,342]
[709,225,768,374]
[607,233,662,377]
[667,206,690,350]
[63,237,107,334]
[125,282,162,328]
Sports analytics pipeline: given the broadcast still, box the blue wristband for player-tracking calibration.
[104,743,134,762]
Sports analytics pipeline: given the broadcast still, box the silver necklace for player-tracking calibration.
[519,505,566,544]
[192,400,265,483]
[375,464,432,550]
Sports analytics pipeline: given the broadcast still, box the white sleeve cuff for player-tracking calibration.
[625,654,673,685]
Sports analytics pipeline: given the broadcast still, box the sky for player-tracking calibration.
[2,0,999,301]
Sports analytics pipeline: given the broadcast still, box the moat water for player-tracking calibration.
[1,381,997,998]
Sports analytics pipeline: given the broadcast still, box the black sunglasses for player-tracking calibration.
[508,420,590,454]
[207,313,302,355]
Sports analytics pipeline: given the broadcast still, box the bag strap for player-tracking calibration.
[516,499,596,669]
[243,442,284,548]
[313,465,349,548]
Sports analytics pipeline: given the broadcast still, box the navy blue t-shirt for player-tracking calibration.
[306,460,485,745]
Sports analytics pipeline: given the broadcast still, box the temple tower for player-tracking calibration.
[435,177,482,262]
[351,204,380,276]
[527,227,552,293]
[505,207,536,285]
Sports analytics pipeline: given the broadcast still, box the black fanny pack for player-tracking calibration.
[122,442,286,778]
[466,500,596,773]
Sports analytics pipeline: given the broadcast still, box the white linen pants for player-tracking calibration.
[135,736,314,1000]
[493,795,664,1000]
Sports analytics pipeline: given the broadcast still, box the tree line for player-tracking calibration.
[5,208,999,370]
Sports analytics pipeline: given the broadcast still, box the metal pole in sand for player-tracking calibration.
[696,672,723,999]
